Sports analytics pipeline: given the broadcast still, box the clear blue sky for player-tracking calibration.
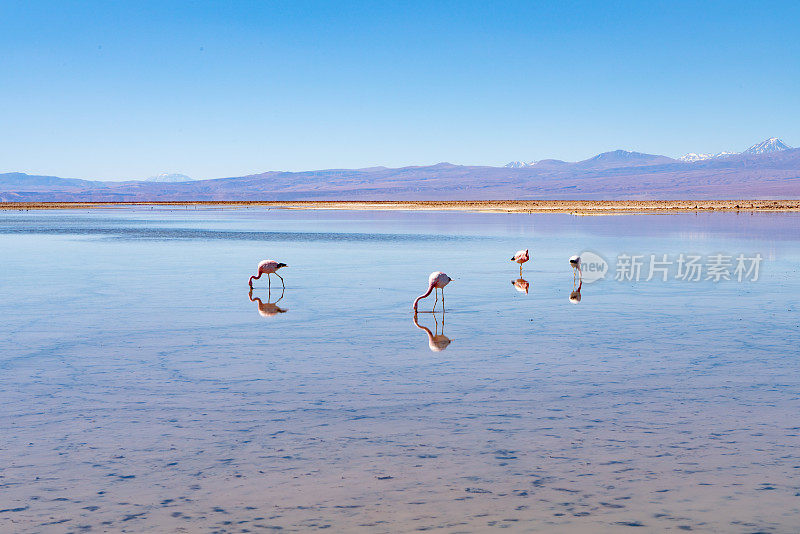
[2,1,799,180]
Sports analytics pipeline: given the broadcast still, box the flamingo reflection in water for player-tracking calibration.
[249,287,288,317]
[569,280,582,303]
[512,278,530,294]
[413,311,452,352]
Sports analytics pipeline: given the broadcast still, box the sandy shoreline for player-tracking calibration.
[2,199,800,213]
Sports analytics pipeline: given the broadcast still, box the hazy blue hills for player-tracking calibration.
[145,173,195,183]
[2,139,798,201]
[0,172,101,189]
[573,150,675,169]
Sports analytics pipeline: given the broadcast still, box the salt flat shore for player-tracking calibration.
[2,199,800,213]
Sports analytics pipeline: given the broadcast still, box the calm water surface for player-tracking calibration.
[1,208,799,533]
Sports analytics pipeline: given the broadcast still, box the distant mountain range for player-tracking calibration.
[506,149,678,169]
[2,138,798,201]
[676,137,791,163]
[145,173,194,183]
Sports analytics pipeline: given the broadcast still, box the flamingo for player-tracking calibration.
[569,255,581,281]
[413,271,452,312]
[249,260,288,289]
[511,249,529,275]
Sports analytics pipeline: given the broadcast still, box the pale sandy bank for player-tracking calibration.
[2,199,800,213]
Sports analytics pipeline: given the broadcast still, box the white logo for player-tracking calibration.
[579,251,608,284]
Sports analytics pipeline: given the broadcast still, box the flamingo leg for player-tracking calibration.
[276,272,285,290]
[442,288,445,311]
[519,264,522,276]
[268,273,272,290]
[432,288,439,312]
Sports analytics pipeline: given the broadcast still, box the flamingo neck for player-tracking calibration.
[249,272,262,286]
[413,282,435,310]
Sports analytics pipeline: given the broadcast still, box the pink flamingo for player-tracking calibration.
[413,271,452,312]
[249,260,288,289]
[569,255,581,281]
[511,249,529,275]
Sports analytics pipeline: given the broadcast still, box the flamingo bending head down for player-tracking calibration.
[249,260,288,289]
[413,271,452,312]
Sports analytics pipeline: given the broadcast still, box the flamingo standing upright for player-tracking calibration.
[511,249,529,275]
[413,271,452,312]
[569,255,581,281]
[249,260,288,289]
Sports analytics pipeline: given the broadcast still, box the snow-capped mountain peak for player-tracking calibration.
[743,137,791,155]
[679,151,736,162]
[504,161,536,168]
[679,153,713,162]
[679,137,791,162]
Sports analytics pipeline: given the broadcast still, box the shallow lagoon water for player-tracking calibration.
[1,208,799,533]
